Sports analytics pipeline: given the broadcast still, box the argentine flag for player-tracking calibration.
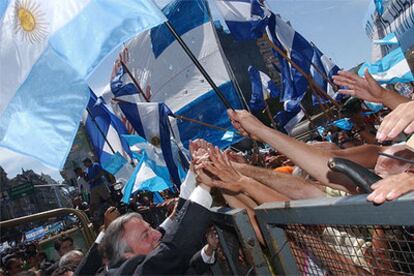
[358,47,414,84]
[0,0,166,169]
[121,152,170,204]
[122,134,174,189]
[117,102,181,185]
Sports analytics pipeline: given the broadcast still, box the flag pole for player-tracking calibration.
[262,102,277,129]
[119,60,150,103]
[164,21,234,110]
[86,107,116,154]
[263,34,341,110]
[111,97,236,134]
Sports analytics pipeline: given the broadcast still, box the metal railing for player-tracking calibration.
[255,192,414,275]
[0,208,96,247]
[210,207,271,275]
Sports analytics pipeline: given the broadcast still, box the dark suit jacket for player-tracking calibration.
[108,200,211,275]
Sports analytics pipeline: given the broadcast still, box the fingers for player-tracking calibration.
[337,89,356,96]
[377,103,414,141]
[332,75,356,87]
[404,120,414,135]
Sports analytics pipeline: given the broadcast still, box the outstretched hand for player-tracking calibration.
[227,109,264,142]
[376,101,414,142]
[189,139,211,166]
[367,171,414,204]
[199,146,245,193]
[332,69,386,103]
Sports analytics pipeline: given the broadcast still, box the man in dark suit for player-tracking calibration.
[75,139,216,275]
[98,182,212,275]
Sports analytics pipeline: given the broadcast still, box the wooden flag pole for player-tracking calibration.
[119,60,150,103]
[112,97,238,135]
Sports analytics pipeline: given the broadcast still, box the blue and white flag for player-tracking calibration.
[125,0,243,149]
[373,33,399,45]
[358,47,414,84]
[274,108,305,135]
[248,65,279,112]
[266,13,310,102]
[310,44,344,104]
[117,102,181,185]
[122,134,174,187]
[122,152,170,204]
[0,0,166,169]
[85,92,132,172]
[214,0,269,41]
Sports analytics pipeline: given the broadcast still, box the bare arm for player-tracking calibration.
[228,109,382,191]
[231,162,325,199]
[197,147,289,204]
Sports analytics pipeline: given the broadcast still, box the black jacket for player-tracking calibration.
[76,199,211,275]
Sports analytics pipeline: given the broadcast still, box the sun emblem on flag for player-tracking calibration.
[14,0,48,43]
[150,136,161,147]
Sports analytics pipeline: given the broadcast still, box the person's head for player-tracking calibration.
[58,250,83,268]
[100,213,162,267]
[82,158,92,168]
[54,236,74,257]
[4,255,23,275]
[73,167,84,177]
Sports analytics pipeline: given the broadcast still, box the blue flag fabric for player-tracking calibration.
[358,47,414,84]
[122,135,173,186]
[310,45,344,105]
[111,65,139,98]
[121,152,170,204]
[248,65,280,112]
[150,0,210,57]
[331,118,353,131]
[0,0,166,169]
[274,106,304,135]
[85,91,132,169]
[266,14,310,102]
[374,0,384,15]
[215,0,269,41]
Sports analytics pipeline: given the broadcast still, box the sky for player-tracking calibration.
[0,0,373,182]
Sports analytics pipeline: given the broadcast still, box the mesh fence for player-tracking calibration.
[281,224,414,275]
[212,223,256,275]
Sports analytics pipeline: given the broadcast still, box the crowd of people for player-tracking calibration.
[2,66,413,275]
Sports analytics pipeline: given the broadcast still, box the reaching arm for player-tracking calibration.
[231,162,326,199]
[198,147,289,204]
[228,109,382,191]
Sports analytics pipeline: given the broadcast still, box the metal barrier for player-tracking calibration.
[0,208,96,247]
[255,193,414,275]
[210,207,271,275]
